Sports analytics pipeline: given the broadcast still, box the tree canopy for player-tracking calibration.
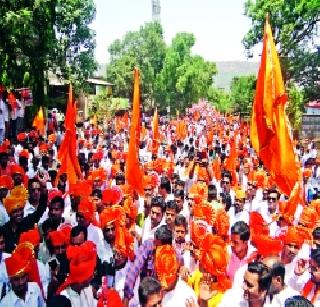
[243,0,320,101]
[106,24,217,112]
[0,0,97,107]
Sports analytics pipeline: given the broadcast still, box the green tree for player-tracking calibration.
[0,0,96,107]
[107,22,166,106]
[243,0,320,101]
[243,0,320,57]
[155,33,216,111]
[286,82,304,131]
[208,87,233,113]
[230,75,256,114]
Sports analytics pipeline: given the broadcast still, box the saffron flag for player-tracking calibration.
[57,84,82,184]
[152,108,159,154]
[32,106,45,135]
[125,68,144,195]
[250,17,299,196]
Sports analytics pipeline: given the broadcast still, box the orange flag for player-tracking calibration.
[225,138,237,172]
[57,84,82,184]
[152,108,159,154]
[125,68,143,195]
[250,17,299,196]
[32,106,45,135]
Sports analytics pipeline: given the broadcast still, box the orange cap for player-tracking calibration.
[154,245,178,289]
[0,175,13,190]
[19,227,41,247]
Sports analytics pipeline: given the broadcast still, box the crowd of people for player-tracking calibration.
[0,99,318,307]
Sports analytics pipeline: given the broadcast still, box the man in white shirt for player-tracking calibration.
[0,99,6,144]
[228,189,250,230]
[1,253,45,306]
[141,196,166,243]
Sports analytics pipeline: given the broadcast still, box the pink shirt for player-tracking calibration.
[226,244,256,282]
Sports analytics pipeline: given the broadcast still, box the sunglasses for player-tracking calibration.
[267,197,277,202]
[221,181,230,184]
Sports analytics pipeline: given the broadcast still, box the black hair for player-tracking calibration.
[166,200,178,213]
[71,225,88,241]
[154,225,173,245]
[28,178,41,191]
[267,188,280,199]
[312,227,320,239]
[247,261,271,292]
[174,189,184,199]
[160,177,171,194]
[284,296,313,307]
[151,196,166,213]
[311,248,320,266]
[231,221,250,241]
[42,218,59,234]
[47,295,72,307]
[92,189,102,199]
[176,180,185,188]
[175,215,187,230]
[139,277,162,306]
[270,262,285,286]
[50,196,65,209]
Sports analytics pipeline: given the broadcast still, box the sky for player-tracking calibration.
[91,0,259,64]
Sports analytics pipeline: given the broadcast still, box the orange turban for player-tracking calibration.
[155,245,178,289]
[303,168,312,178]
[191,220,208,248]
[253,235,282,257]
[48,134,57,143]
[100,206,125,229]
[249,212,269,236]
[3,194,26,214]
[17,133,27,142]
[10,164,25,175]
[143,174,158,189]
[78,198,95,222]
[102,186,123,205]
[282,227,304,248]
[193,201,215,225]
[214,209,230,238]
[89,168,107,182]
[19,150,29,159]
[19,227,41,247]
[5,252,30,277]
[39,143,49,153]
[120,184,134,197]
[97,288,122,307]
[93,151,103,161]
[48,227,71,247]
[123,197,138,220]
[100,206,133,259]
[197,167,209,183]
[199,234,228,276]
[57,241,97,294]
[0,175,13,190]
[299,207,317,228]
[69,180,92,198]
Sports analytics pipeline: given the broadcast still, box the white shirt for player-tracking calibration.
[0,203,9,227]
[265,286,299,307]
[285,257,310,292]
[141,216,165,243]
[23,201,36,217]
[218,288,248,307]
[0,282,45,307]
[162,280,197,307]
[60,285,97,307]
[87,223,103,247]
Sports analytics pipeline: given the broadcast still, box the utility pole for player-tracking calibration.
[152,0,161,22]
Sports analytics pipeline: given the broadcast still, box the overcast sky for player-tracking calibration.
[91,0,260,64]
